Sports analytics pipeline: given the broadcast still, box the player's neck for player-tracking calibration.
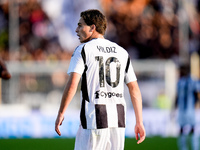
[90,31,104,41]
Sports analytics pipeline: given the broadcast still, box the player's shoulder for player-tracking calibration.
[75,43,86,51]
[72,43,86,57]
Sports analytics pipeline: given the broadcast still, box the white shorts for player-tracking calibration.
[74,125,125,150]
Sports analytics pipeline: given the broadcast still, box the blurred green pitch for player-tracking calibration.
[0,137,178,150]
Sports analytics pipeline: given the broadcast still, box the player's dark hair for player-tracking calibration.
[80,9,107,35]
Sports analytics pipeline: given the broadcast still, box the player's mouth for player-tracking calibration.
[77,34,80,39]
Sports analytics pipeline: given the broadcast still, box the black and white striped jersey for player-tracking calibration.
[67,38,137,129]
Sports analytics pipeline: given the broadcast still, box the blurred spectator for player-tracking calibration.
[0,57,11,80]
[0,1,9,55]
[100,0,199,60]
[175,64,200,150]
[0,0,72,62]
[0,0,199,61]
[100,0,178,59]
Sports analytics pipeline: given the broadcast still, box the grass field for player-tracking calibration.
[0,137,178,150]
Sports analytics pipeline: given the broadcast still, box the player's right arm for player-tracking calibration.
[55,72,81,136]
[55,44,84,136]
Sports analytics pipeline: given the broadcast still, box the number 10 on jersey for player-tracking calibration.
[95,56,121,88]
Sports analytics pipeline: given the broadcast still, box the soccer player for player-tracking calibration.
[175,64,200,150]
[55,9,145,150]
[0,58,11,80]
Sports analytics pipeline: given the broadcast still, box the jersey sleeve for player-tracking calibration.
[124,58,137,84]
[67,45,85,75]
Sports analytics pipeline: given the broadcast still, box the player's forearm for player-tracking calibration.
[127,81,143,124]
[58,85,76,115]
[132,96,143,124]
[58,73,81,115]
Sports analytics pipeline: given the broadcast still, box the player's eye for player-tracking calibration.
[78,23,82,27]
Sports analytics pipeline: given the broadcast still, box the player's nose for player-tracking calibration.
[75,27,79,33]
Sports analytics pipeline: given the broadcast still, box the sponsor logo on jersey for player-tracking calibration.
[95,90,122,99]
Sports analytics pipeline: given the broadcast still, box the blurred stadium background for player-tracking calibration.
[0,0,200,149]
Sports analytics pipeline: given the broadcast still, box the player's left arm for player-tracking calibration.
[55,72,81,136]
[127,81,146,144]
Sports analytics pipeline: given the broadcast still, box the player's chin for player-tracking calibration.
[79,38,84,43]
[80,39,86,43]
[80,38,90,43]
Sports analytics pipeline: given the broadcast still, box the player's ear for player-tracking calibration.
[90,24,96,32]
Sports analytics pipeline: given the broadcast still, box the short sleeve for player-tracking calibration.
[67,45,85,75]
[124,60,137,84]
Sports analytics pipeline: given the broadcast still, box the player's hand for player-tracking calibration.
[55,114,64,136]
[135,123,146,144]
